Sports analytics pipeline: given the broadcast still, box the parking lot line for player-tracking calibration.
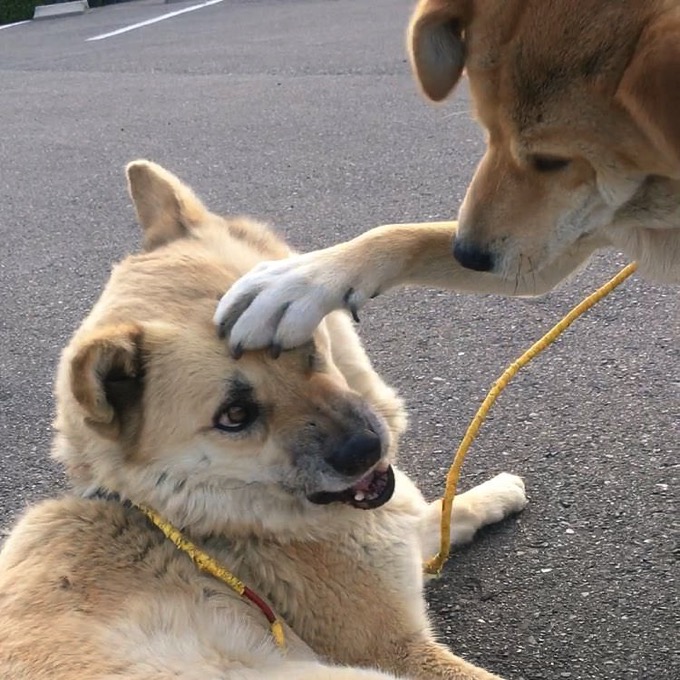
[0,20,31,31]
[86,0,224,42]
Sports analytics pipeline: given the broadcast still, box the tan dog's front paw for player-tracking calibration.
[422,473,528,554]
[467,472,527,525]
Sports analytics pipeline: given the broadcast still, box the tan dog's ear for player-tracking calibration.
[70,323,145,442]
[126,160,209,251]
[408,0,472,102]
[616,14,680,173]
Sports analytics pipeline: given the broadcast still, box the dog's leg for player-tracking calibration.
[238,661,401,679]
[243,654,500,680]
[419,473,527,560]
[390,638,504,680]
[214,222,606,353]
[123,664,402,680]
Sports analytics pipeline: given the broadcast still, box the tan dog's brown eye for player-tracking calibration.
[214,403,258,433]
[530,155,571,172]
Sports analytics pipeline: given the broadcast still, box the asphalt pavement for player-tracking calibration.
[0,1,677,678]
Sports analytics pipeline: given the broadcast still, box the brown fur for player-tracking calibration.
[409,0,680,282]
[409,0,680,281]
[0,161,528,679]
[213,0,678,354]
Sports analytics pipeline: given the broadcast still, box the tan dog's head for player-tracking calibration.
[409,0,680,279]
[53,161,399,539]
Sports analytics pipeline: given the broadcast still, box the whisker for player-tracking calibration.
[442,109,472,120]
[527,256,537,294]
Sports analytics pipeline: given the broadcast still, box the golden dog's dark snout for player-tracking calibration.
[326,430,382,477]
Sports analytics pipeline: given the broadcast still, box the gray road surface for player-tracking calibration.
[0,1,677,678]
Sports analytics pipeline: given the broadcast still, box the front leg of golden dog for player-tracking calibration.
[214,222,604,353]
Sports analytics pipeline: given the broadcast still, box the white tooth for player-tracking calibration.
[354,491,365,502]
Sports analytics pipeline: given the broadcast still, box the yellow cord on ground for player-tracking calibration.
[424,262,638,576]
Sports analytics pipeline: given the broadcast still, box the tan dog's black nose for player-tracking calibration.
[327,431,382,477]
[453,239,494,272]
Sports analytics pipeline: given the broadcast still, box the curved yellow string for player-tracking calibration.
[138,505,286,650]
[424,262,638,575]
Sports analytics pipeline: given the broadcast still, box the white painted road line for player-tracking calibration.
[86,0,224,42]
[0,20,31,31]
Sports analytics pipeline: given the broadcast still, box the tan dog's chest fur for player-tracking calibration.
[0,161,528,679]
[0,494,421,676]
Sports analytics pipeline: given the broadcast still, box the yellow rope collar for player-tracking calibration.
[137,504,286,651]
[424,262,638,575]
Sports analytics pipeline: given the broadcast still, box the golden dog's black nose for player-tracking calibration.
[327,431,382,477]
[453,239,494,272]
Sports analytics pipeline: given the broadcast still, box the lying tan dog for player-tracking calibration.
[213,0,679,353]
[0,161,527,680]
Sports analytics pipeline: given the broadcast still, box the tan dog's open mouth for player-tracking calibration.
[307,464,395,510]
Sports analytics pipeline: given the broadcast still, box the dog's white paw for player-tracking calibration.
[468,472,528,525]
[214,251,365,355]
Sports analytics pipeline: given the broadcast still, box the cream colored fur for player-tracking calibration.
[0,161,527,680]
[213,0,679,352]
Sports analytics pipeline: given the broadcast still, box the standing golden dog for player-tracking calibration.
[0,161,527,679]
[214,0,679,353]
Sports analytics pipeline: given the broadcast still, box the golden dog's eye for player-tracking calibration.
[214,403,257,433]
[530,155,571,173]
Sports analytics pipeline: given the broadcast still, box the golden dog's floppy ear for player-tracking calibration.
[70,323,145,442]
[616,14,680,173]
[126,160,209,251]
[408,0,472,102]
